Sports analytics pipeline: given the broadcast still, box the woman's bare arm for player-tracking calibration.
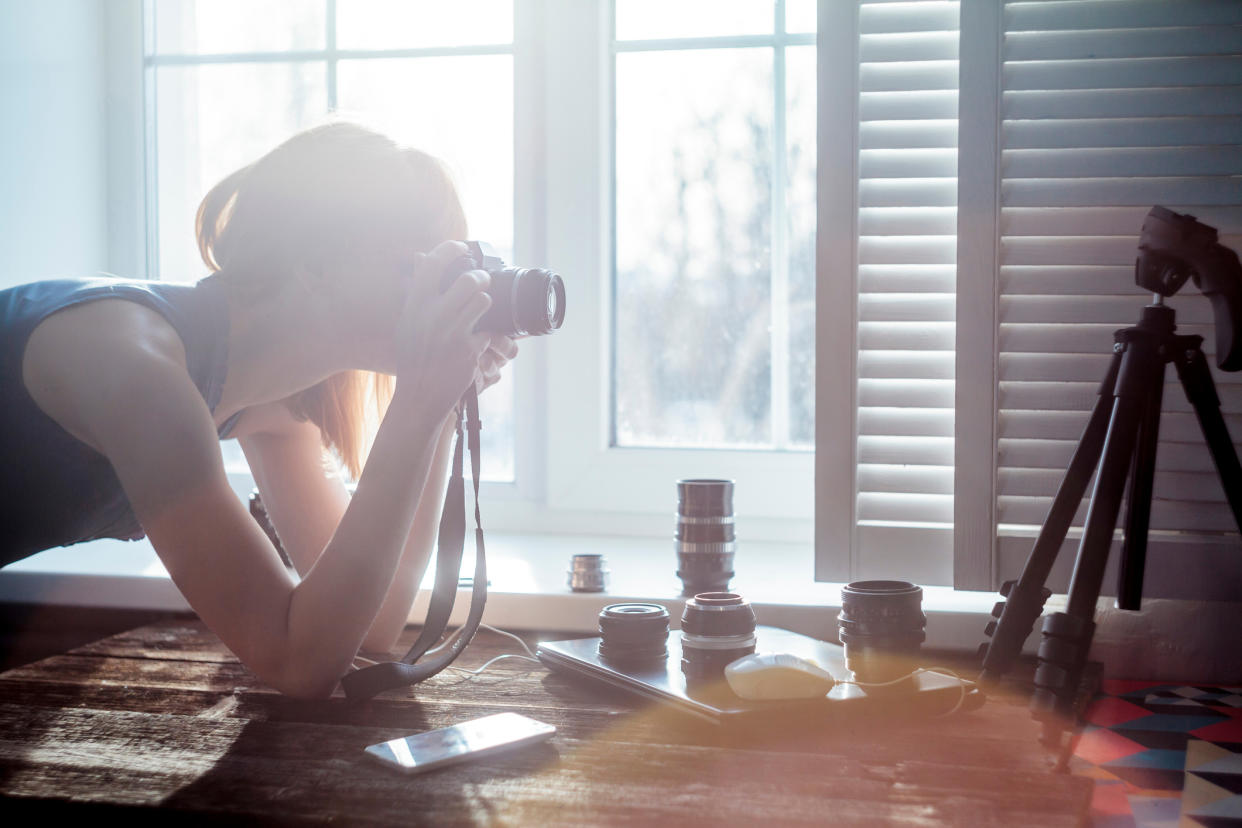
[238,331,518,654]
[239,403,458,653]
[21,252,493,698]
[89,350,446,698]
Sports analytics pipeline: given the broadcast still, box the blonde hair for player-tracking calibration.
[195,123,467,478]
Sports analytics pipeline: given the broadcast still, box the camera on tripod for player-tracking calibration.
[1135,206,1242,369]
[977,206,1242,751]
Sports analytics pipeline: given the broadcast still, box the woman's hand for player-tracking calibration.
[395,241,493,415]
[475,335,519,394]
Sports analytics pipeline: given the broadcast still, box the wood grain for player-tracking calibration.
[0,619,1092,826]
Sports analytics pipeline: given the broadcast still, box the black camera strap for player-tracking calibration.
[340,388,487,700]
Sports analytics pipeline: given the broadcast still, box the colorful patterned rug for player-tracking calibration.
[1068,680,1242,827]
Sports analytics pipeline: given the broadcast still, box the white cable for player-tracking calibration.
[843,666,970,717]
[919,666,969,717]
[444,624,543,677]
[480,623,538,659]
[445,653,543,677]
[352,623,545,679]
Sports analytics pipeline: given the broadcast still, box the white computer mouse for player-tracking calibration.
[724,652,837,700]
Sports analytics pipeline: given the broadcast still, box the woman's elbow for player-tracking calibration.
[258,655,343,700]
[271,671,340,700]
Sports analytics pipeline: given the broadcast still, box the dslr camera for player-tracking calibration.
[442,241,566,337]
[1136,206,1242,370]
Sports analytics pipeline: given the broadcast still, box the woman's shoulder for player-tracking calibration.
[22,297,198,454]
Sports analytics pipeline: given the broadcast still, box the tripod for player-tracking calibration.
[977,298,1242,747]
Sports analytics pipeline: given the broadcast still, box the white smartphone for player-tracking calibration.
[363,712,556,775]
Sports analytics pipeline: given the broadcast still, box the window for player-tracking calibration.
[613,3,815,451]
[536,1,817,537]
[140,1,820,555]
[144,0,517,479]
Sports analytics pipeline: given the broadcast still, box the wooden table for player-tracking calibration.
[0,618,1092,825]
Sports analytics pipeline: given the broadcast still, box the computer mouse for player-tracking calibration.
[724,652,837,700]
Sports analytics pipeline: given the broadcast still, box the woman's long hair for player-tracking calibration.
[195,122,467,479]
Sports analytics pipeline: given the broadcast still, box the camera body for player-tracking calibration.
[1136,206,1241,370]
[442,241,565,337]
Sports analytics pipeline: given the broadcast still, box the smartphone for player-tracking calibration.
[363,712,556,775]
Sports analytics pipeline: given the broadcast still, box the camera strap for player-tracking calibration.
[340,387,487,700]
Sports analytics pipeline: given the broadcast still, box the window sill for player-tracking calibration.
[0,533,1044,654]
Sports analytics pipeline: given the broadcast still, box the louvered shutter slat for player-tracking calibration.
[856,1,961,528]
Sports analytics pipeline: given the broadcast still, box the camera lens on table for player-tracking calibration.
[675,479,735,597]
[680,592,757,680]
[838,580,926,685]
[598,603,670,667]
[568,553,609,593]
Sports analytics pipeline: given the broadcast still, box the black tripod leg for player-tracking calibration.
[1117,363,1165,610]
[1033,334,1160,730]
[979,351,1121,682]
[1175,341,1242,531]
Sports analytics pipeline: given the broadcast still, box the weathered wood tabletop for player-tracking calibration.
[0,617,1091,825]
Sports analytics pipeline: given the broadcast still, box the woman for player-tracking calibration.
[0,123,516,698]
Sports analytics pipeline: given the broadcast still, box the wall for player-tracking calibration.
[0,1,108,289]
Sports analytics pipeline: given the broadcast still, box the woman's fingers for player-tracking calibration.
[424,240,470,274]
[450,290,492,339]
[490,336,519,361]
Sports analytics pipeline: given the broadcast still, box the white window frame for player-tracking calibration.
[525,1,816,542]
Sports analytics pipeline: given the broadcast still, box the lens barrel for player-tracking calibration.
[680,592,757,679]
[838,580,926,684]
[675,479,735,596]
[598,603,670,667]
[568,553,609,593]
[478,267,566,337]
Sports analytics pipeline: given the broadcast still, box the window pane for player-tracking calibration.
[338,56,515,480]
[154,62,328,284]
[150,0,325,55]
[787,45,816,447]
[785,0,817,34]
[616,0,774,40]
[336,0,513,49]
[615,49,774,448]
[337,56,513,258]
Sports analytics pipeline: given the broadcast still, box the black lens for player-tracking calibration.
[680,592,756,680]
[481,267,563,337]
[598,603,669,667]
[675,480,735,597]
[838,580,925,684]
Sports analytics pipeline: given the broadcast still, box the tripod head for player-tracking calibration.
[1136,206,1242,371]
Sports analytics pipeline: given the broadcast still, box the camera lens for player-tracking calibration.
[481,267,566,337]
[568,553,609,593]
[838,580,925,684]
[598,603,669,667]
[680,592,757,680]
[675,479,735,597]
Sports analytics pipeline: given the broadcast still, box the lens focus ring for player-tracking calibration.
[598,603,670,666]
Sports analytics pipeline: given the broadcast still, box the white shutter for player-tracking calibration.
[989,0,1242,593]
[817,0,961,585]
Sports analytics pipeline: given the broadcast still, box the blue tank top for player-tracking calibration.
[0,276,240,566]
